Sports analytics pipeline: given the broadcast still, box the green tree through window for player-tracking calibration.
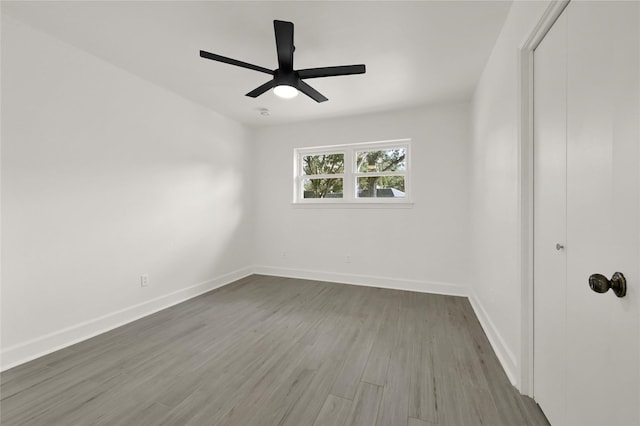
[356,149,406,197]
[302,153,344,198]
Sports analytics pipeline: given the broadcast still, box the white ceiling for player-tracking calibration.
[3,1,512,127]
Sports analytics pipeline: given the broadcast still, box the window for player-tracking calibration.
[301,152,345,199]
[294,140,411,204]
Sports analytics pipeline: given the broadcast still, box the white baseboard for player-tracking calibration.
[253,265,469,297]
[2,265,519,392]
[0,267,253,372]
[468,290,518,387]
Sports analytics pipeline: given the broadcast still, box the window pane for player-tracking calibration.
[356,148,406,173]
[302,153,344,175]
[303,178,344,198]
[357,176,405,198]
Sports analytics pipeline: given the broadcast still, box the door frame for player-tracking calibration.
[517,0,569,397]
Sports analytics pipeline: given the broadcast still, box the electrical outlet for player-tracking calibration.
[346,255,351,264]
[140,274,149,287]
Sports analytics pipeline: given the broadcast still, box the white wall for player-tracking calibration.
[1,15,254,369]
[469,0,552,387]
[253,103,471,295]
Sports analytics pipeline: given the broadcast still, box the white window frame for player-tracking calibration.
[293,139,411,205]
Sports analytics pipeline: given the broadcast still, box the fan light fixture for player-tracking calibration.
[273,85,298,99]
[200,20,366,103]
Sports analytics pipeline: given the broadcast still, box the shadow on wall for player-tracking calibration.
[149,162,247,287]
[0,152,252,361]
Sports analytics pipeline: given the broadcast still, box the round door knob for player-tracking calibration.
[556,243,565,251]
[588,272,627,298]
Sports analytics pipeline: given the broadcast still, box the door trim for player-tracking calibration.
[517,0,570,396]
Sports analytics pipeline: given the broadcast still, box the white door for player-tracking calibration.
[533,8,568,424]
[533,1,640,425]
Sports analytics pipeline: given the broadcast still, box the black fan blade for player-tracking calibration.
[200,50,273,75]
[246,80,278,98]
[274,20,294,71]
[297,80,328,103]
[298,65,366,79]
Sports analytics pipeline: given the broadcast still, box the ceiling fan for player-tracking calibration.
[200,20,366,103]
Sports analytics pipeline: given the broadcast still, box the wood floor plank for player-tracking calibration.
[242,366,317,426]
[313,394,352,426]
[407,340,437,423]
[103,401,171,426]
[520,395,551,426]
[408,417,437,426]
[345,381,383,426]
[0,275,549,426]
[331,287,386,400]
[155,389,210,425]
[426,295,469,426]
[1,364,58,401]
[213,343,316,426]
[279,324,360,426]
[407,293,435,422]
[376,291,416,426]
[450,296,534,425]
[361,289,401,386]
[184,328,318,424]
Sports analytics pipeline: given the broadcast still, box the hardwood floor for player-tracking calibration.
[1,275,549,425]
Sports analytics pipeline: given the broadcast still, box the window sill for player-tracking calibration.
[291,202,414,209]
